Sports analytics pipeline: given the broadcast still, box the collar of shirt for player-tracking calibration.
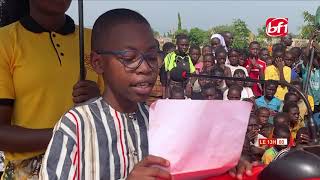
[19,15,75,35]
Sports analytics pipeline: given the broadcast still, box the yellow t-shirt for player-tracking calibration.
[0,16,103,162]
[265,65,291,100]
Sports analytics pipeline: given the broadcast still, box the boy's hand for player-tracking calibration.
[229,155,257,180]
[72,80,100,104]
[127,155,172,180]
[246,130,258,142]
[275,57,284,70]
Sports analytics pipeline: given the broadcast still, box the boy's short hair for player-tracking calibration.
[228,48,240,56]
[290,80,303,88]
[170,85,185,97]
[215,46,227,55]
[273,124,291,138]
[265,80,279,87]
[201,82,216,92]
[283,102,299,113]
[272,43,286,54]
[233,69,246,76]
[249,41,260,47]
[228,85,242,93]
[290,47,302,57]
[189,44,201,52]
[162,42,176,52]
[273,112,290,126]
[210,65,224,75]
[284,92,298,102]
[176,33,189,42]
[92,8,150,50]
[256,107,269,115]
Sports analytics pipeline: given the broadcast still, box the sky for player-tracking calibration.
[66,0,320,35]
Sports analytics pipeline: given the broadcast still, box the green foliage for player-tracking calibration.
[209,25,233,35]
[255,25,271,47]
[299,10,317,40]
[188,27,210,46]
[230,19,251,49]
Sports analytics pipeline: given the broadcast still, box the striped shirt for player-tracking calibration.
[40,97,149,180]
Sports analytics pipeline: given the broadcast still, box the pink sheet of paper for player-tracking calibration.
[148,100,252,180]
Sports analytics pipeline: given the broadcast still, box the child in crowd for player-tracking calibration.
[283,102,304,139]
[189,45,201,66]
[201,83,219,100]
[283,92,299,105]
[170,86,186,99]
[189,45,202,73]
[301,53,320,113]
[227,48,249,76]
[245,41,266,97]
[165,34,195,74]
[265,43,291,100]
[259,48,270,62]
[290,47,303,75]
[162,42,176,55]
[265,56,273,67]
[262,124,291,165]
[273,112,290,127]
[223,69,254,100]
[41,9,172,179]
[245,115,265,161]
[191,70,212,100]
[202,45,213,56]
[238,49,248,67]
[227,85,242,100]
[289,80,315,118]
[284,51,299,80]
[256,80,282,122]
[202,55,215,72]
[211,65,228,94]
[256,107,271,128]
[215,46,232,77]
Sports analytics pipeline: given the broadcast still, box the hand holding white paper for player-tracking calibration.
[148,100,252,180]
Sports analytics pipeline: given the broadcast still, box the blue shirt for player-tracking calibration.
[255,96,282,112]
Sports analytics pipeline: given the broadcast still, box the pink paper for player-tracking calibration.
[148,100,252,180]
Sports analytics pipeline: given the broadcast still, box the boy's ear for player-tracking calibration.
[90,51,104,74]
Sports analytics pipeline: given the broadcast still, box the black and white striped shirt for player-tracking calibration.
[40,97,149,180]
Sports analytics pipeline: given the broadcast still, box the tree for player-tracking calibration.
[188,27,210,46]
[178,12,182,31]
[231,19,251,49]
[208,24,233,36]
[256,25,272,47]
[299,9,318,40]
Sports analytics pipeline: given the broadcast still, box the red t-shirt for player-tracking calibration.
[245,58,266,96]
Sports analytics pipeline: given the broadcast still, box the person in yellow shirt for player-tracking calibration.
[265,47,291,100]
[262,124,290,165]
[0,0,102,179]
[283,102,305,139]
[288,80,315,120]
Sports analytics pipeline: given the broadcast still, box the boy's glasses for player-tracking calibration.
[96,49,159,70]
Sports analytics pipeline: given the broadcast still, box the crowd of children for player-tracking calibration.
[148,32,320,166]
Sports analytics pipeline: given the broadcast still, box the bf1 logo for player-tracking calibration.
[266,18,288,37]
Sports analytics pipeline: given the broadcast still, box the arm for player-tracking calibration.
[40,128,77,179]
[0,104,52,152]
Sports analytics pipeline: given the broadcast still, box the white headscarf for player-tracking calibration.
[210,33,228,52]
